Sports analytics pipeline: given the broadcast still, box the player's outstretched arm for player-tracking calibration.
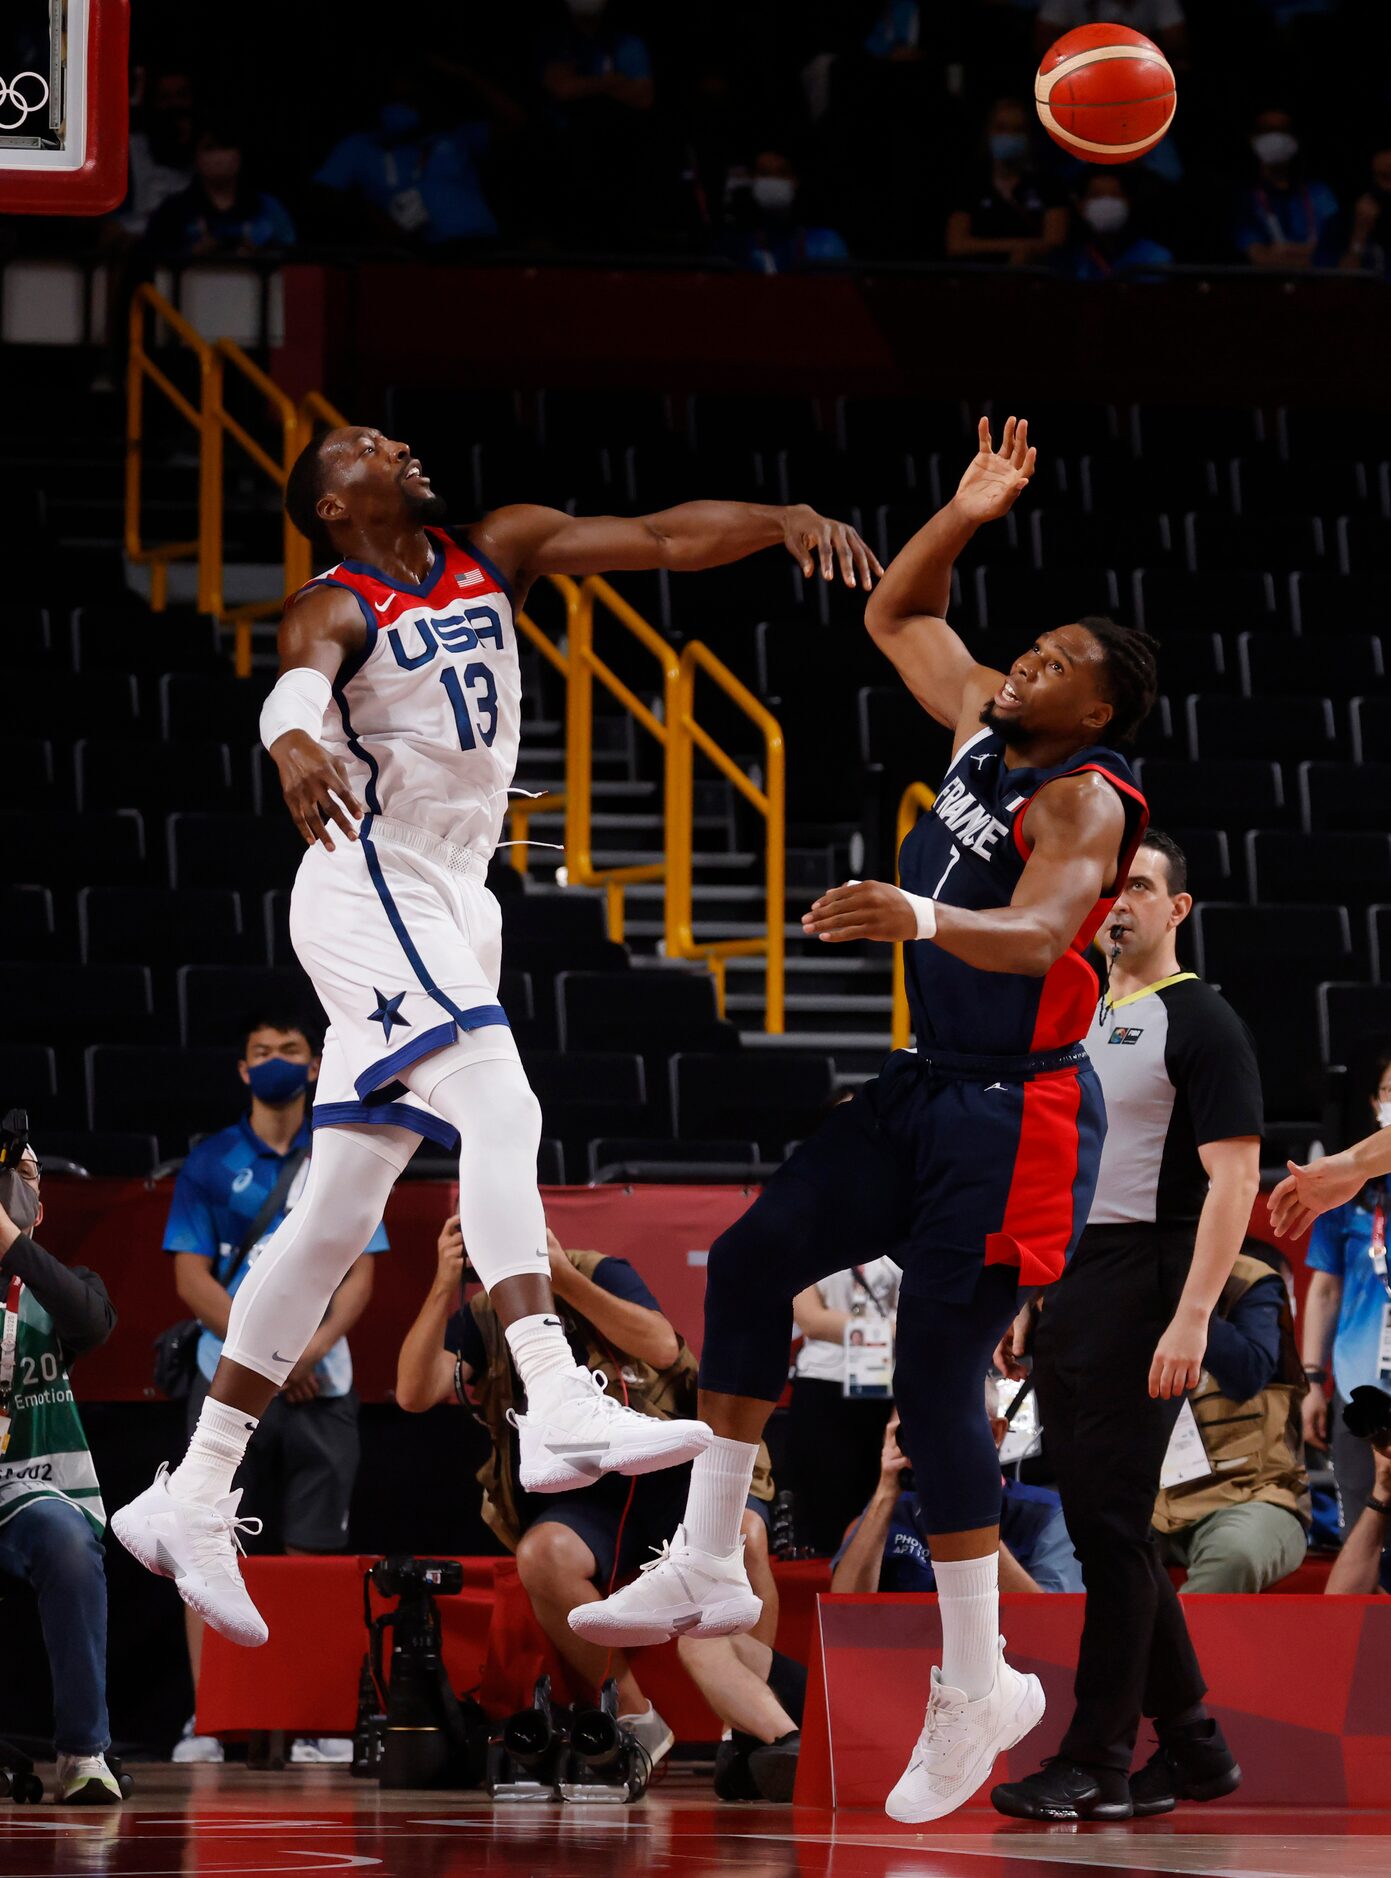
[803,770,1121,976]
[865,417,1036,736]
[1269,1131,1391,1238]
[471,501,881,596]
[260,584,366,851]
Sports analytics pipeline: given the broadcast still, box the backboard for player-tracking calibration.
[0,0,128,214]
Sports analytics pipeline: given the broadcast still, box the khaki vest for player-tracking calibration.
[466,1247,774,1552]
[1152,1253,1310,1536]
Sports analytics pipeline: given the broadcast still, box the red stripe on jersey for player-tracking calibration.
[289,530,503,622]
[986,1065,1083,1288]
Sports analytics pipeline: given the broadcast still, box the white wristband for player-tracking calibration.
[260,666,333,753]
[896,888,938,941]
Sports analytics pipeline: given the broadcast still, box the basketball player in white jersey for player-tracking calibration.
[111,424,880,1644]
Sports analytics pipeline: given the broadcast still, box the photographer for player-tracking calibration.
[397,1216,778,1774]
[829,1393,1082,1596]
[0,1137,121,1803]
[1324,1424,1391,1594]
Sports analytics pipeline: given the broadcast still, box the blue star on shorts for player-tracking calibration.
[368,987,412,1043]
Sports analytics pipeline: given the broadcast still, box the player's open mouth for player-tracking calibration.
[403,460,428,485]
[996,680,1021,707]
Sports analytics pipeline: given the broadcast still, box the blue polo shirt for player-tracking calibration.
[1306,1192,1391,1402]
[834,1481,1084,1593]
[163,1117,388,1393]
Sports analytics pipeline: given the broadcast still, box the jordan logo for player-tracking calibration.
[368,988,412,1042]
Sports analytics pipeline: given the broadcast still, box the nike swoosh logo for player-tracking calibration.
[373,595,393,612]
[272,1349,296,1364]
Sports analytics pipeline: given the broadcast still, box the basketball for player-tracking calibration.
[1034,23,1177,165]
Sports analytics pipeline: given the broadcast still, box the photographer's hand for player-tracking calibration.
[435,1215,466,1296]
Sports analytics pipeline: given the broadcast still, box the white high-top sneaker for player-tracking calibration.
[567,1525,763,1648]
[884,1637,1045,1824]
[110,1465,268,1648]
[513,1368,713,1494]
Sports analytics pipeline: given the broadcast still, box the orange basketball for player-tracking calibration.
[1034,23,1177,165]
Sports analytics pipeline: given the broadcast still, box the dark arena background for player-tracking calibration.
[2,2,1389,1874]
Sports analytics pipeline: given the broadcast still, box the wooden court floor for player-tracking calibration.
[2,1768,1389,1878]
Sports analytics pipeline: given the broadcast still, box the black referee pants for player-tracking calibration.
[1033,1224,1209,1773]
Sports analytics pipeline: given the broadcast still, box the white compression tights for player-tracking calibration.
[221,1033,549,1389]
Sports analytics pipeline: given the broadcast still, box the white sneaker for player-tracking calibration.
[884,1637,1045,1824]
[171,1716,224,1764]
[110,1465,268,1648]
[290,1736,355,1765]
[568,1525,763,1647]
[56,1754,122,1805]
[513,1368,713,1494]
[618,1703,675,1771]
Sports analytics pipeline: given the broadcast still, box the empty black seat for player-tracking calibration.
[672,1050,837,1156]
[79,887,256,967]
[665,558,804,641]
[1245,831,1391,910]
[1031,511,1172,572]
[1132,403,1265,459]
[1299,763,1391,835]
[160,672,267,742]
[1185,514,1325,574]
[167,813,305,894]
[1186,695,1336,763]
[71,605,222,676]
[1278,405,1361,461]
[42,1131,161,1176]
[5,963,153,1048]
[1288,571,1390,637]
[1318,983,1391,1071]
[690,392,819,455]
[838,395,975,459]
[1136,758,1286,835]
[521,1049,649,1165]
[558,969,735,1055]
[501,891,611,947]
[177,964,326,1048]
[974,566,1119,630]
[1238,633,1384,700]
[2,811,147,889]
[1134,568,1276,633]
[1231,455,1371,518]
[537,1137,566,1185]
[858,687,953,782]
[75,739,243,816]
[264,888,293,964]
[0,1045,58,1112]
[1161,827,1231,898]
[587,1136,760,1180]
[1,886,55,961]
[1369,905,1391,983]
[11,672,141,739]
[1077,449,1222,519]
[9,608,56,670]
[15,738,66,809]
[1147,631,1230,697]
[1351,697,1389,765]
[1336,516,1391,576]
[85,1044,242,1156]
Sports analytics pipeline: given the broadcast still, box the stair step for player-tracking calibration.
[726,993,893,1017]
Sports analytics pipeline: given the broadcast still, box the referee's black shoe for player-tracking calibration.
[1129,1718,1242,1817]
[991,1758,1133,1821]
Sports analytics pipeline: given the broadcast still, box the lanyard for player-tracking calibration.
[849,1264,893,1317]
[0,1277,21,1399]
[1255,183,1315,246]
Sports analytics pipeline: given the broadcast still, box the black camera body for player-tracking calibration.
[0,1109,29,1173]
[353,1555,486,1790]
[488,1675,651,1804]
[1343,1385,1391,1446]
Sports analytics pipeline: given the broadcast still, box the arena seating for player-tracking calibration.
[11,369,1391,1176]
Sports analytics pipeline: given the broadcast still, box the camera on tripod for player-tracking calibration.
[488,1674,651,1804]
[1343,1385,1391,1447]
[352,1556,487,1790]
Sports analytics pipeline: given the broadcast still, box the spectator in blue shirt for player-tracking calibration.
[1235,108,1339,268]
[143,124,295,260]
[1301,1054,1391,1532]
[1061,172,1173,280]
[314,76,498,249]
[830,1401,1084,1595]
[722,150,851,274]
[163,1009,387,1766]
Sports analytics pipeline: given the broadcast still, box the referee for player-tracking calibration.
[991,831,1263,1823]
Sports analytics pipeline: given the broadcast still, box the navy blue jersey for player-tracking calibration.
[899,726,1148,1057]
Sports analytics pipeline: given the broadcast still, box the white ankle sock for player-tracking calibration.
[683,1434,758,1557]
[167,1398,260,1507]
[934,1552,999,1701]
[505,1313,578,1399]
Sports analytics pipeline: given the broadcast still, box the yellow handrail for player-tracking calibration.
[671,643,785,1033]
[125,285,218,613]
[891,781,937,1049]
[210,338,303,676]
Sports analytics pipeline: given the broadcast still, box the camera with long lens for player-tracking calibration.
[488,1675,652,1803]
[0,1108,39,1236]
[1343,1385,1391,1447]
[353,1556,487,1790]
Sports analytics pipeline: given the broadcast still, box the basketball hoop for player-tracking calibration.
[0,0,129,216]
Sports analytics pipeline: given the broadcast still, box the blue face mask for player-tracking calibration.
[379,102,422,141]
[990,132,1030,165]
[247,1057,311,1105]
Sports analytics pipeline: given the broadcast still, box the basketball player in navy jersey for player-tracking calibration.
[111,423,880,1648]
[575,417,1158,1823]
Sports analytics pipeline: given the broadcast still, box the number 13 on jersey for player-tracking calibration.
[439,663,499,750]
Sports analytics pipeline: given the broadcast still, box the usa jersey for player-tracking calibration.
[899,726,1148,1058]
[293,528,520,856]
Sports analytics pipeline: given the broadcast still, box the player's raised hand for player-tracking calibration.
[803,879,916,943]
[781,505,884,590]
[1268,1152,1365,1238]
[952,416,1037,527]
[270,730,365,851]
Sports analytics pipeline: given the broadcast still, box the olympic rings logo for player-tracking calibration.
[0,73,51,134]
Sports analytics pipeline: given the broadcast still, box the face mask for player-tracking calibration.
[0,1166,39,1236]
[1377,1101,1391,1129]
[1082,196,1130,235]
[1252,131,1298,168]
[752,175,796,214]
[379,103,422,141]
[990,132,1029,166]
[247,1058,311,1105]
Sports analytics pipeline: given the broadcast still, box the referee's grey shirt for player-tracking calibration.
[1087,972,1264,1227]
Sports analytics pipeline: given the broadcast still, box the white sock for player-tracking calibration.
[167,1398,260,1507]
[934,1552,1000,1701]
[505,1314,578,1399]
[683,1434,758,1558]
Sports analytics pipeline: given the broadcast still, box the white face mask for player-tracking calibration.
[752,175,796,214]
[1252,131,1298,167]
[1081,196,1130,235]
[1377,1100,1391,1129]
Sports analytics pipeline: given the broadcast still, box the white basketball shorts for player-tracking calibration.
[290,814,518,1149]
